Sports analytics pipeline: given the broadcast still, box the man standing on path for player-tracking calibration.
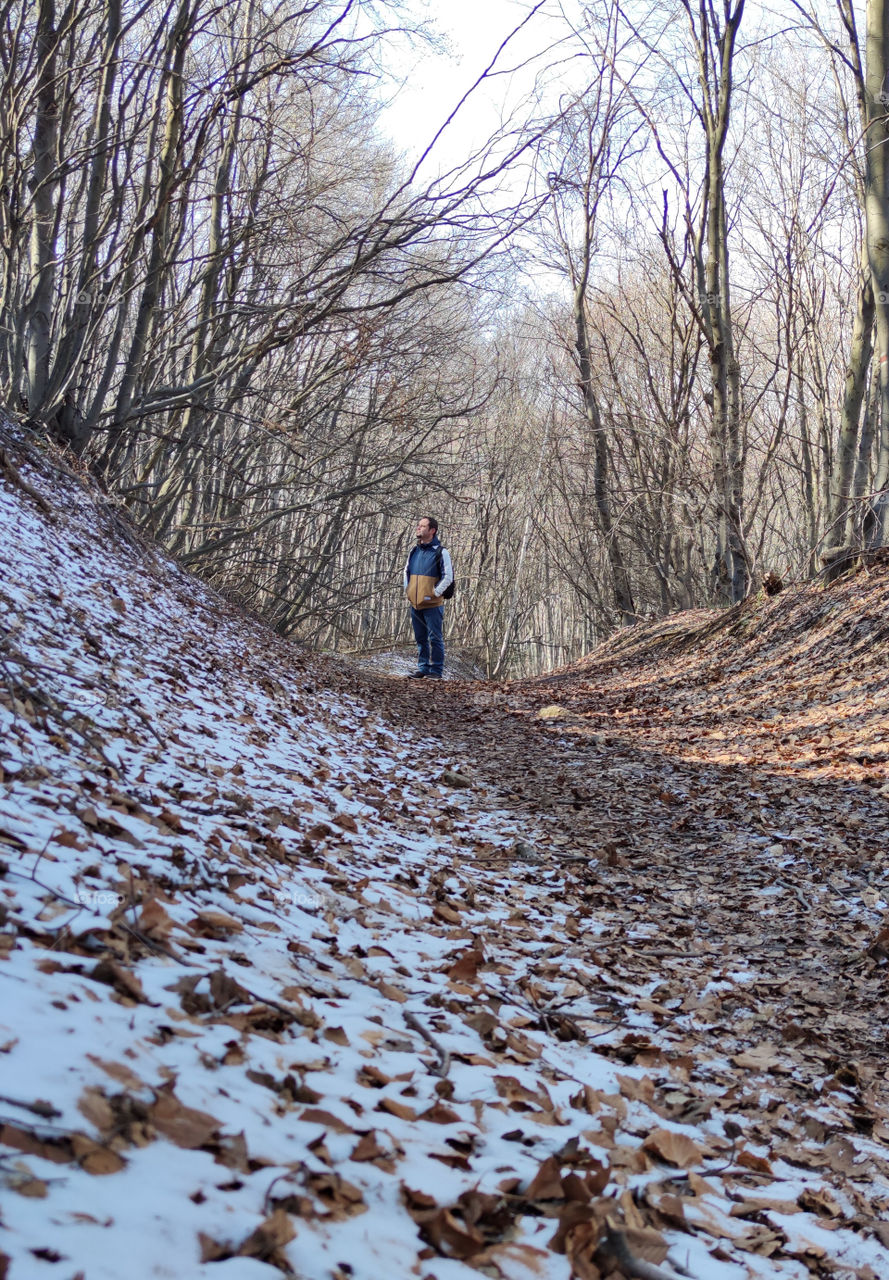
[404,517,453,679]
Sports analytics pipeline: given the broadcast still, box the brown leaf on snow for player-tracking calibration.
[683,1199,771,1247]
[376,1096,417,1122]
[503,1028,543,1062]
[4,1164,48,1198]
[471,1242,552,1276]
[137,897,174,939]
[86,1054,146,1091]
[730,1197,801,1218]
[299,1107,355,1134]
[616,1074,656,1103]
[430,1151,474,1172]
[271,1169,367,1222]
[525,1156,564,1200]
[402,1184,438,1213]
[441,769,473,788]
[149,1087,219,1149]
[0,1123,70,1166]
[199,1233,230,1263]
[14,1176,49,1198]
[593,1221,671,1277]
[70,1134,126,1175]
[90,958,151,1004]
[323,1025,350,1045]
[418,1103,462,1125]
[188,909,243,938]
[564,1226,606,1280]
[210,1130,251,1172]
[238,1208,295,1260]
[376,979,408,1003]
[208,968,251,1009]
[732,1043,782,1071]
[357,1064,392,1088]
[422,1207,488,1260]
[642,1128,705,1168]
[465,1010,499,1037]
[350,1130,398,1170]
[798,1185,844,1218]
[494,1075,554,1113]
[77,1086,115,1133]
[736,1148,773,1175]
[446,947,484,984]
[53,829,86,849]
[406,1189,515,1262]
[569,1085,605,1115]
[432,902,462,925]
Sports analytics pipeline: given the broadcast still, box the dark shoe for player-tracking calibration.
[427,672,443,679]
[406,670,427,679]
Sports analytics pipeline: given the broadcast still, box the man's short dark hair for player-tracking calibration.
[423,516,438,533]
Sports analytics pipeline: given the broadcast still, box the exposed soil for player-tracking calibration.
[335,572,889,1093]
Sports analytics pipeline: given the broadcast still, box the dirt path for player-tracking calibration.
[6,425,889,1277]
[330,601,889,1143]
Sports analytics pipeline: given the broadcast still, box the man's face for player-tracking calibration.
[416,519,434,544]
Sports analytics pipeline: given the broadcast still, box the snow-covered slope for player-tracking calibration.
[1,426,888,1280]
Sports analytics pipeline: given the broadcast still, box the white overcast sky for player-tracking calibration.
[378,0,567,172]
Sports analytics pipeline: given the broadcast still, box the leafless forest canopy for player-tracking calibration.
[6,0,889,674]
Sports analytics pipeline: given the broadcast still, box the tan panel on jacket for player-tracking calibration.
[406,574,443,609]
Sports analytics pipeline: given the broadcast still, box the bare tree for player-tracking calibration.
[534,2,642,625]
[863,0,889,542]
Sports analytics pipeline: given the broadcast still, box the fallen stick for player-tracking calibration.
[403,1010,451,1078]
[600,1223,696,1280]
[0,447,53,515]
[0,1094,61,1120]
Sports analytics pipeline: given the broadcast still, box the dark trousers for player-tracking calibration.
[410,605,444,675]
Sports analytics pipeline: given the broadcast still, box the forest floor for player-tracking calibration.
[2,422,889,1280]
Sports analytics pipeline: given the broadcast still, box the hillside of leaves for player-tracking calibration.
[1,422,889,1280]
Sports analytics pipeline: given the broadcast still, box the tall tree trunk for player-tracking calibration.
[150,0,254,536]
[491,415,553,678]
[822,257,874,577]
[865,0,889,542]
[574,293,636,625]
[48,0,122,449]
[108,0,193,451]
[853,359,879,540]
[694,0,748,603]
[25,0,58,414]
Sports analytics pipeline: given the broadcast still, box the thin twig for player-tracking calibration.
[0,447,53,514]
[0,1093,61,1119]
[403,1010,451,1078]
[600,1222,697,1280]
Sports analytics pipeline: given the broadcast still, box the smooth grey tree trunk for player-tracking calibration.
[25,0,58,414]
[693,0,748,604]
[825,255,874,552]
[48,0,122,449]
[109,0,192,449]
[865,0,889,542]
[573,291,637,626]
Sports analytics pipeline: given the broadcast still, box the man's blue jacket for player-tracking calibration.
[403,536,453,610]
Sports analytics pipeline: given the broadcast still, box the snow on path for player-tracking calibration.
[0,431,887,1279]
